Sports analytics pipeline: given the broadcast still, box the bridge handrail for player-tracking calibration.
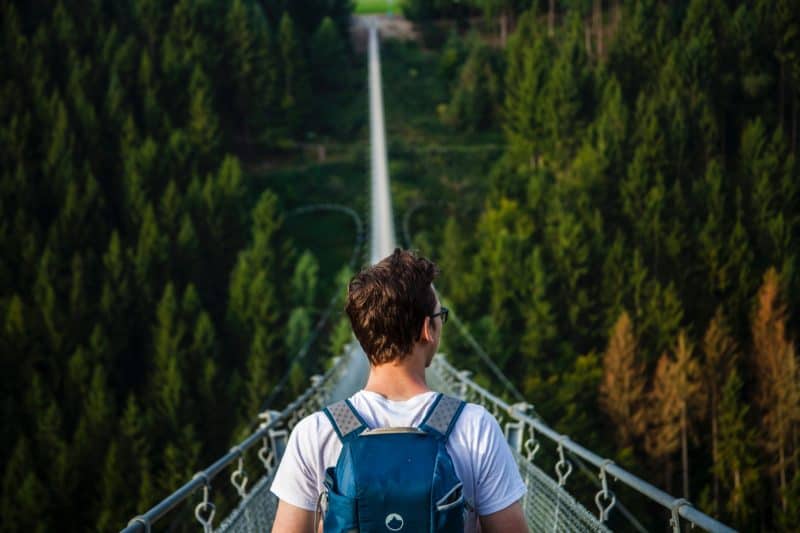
[431,355,736,533]
[120,355,346,533]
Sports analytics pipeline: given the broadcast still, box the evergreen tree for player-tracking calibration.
[187,65,221,169]
[151,282,186,431]
[714,368,759,529]
[751,267,800,513]
[445,35,502,132]
[701,308,739,514]
[291,250,319,308]
[310,16,347,93]
[278,12,310,135]
[599,312,647,448]
[1,438,47,533]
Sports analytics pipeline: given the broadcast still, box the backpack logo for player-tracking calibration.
[385,513,404,531]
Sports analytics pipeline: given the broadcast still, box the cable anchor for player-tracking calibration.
[193,473,215,533]
[555,436,573,487]
[594,459,616,522]
[230,449,249,498]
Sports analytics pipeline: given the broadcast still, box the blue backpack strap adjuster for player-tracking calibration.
[419,393,466,440]
[322,399,368,443]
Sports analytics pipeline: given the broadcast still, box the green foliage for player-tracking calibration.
[442,35,503,131]
[278,12,311,136]
[420,2,800,527]
[1,0,357,529]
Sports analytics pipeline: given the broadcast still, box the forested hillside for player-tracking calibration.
[0,0,355,530]
[397,0,799,530]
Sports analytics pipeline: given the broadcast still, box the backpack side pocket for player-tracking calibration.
[322,467,358,533]
[433,482,465,531]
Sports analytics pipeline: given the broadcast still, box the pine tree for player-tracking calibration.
[714,368,759,529]
[672,331,706,499]
[599,311,647,448]
[310,16,347,94]
[646,351,682,492]
[542,11,591,161]
[751,267,800,513]
[503,11,552,167]
[291,250,319,309]
[187,65,220,168]
[95,440,124,531]
[278,12,310,135]
[151,282,186,430]
[702,308,739,514]
[1,437,47,533]
[286,307,312,356]
[250,4,279,141]
[133,203,168,297]
[520,246,557,374]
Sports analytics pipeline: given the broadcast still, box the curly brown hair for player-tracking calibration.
[345,249,440,365]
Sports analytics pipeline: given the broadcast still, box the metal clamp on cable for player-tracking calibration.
[126,516,151,533]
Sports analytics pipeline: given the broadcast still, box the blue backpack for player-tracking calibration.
[319,393,467,533]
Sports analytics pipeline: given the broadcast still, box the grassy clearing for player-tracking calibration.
[355,0,404,15]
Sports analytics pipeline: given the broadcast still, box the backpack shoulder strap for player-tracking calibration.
[322,399,368,443]
[419,393,466,441]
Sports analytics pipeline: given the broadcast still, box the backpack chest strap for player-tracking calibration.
[322,399,368,442]
[419,394,466,440]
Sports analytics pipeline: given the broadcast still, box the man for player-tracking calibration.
[271,249,528,532]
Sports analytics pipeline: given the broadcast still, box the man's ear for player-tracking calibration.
[419,316,434,343]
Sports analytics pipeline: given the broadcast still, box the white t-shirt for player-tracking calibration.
[270,390,527,532]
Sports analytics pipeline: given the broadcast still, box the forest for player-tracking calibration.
[404,0,799,530]
[0,0,356,530]
[1,0,798,531]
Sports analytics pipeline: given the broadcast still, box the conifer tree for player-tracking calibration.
[1,437,47,533]
[291,250,319,309]
[188,66,220,168]
[751,267,800,512]
[158,425,200,496]
[503,11,552,167]
[134,203,168,298]
[672,331,706,499]
[311,16,347,93]
[445,36,501,132]
[542,10,591,161]
[287,307,312,356]
[714,368,759,529]
[520,246,557,373]
[151,282,186,430]
[646,351,682,492]
[224,0,255,108]
[250,4,280,140]
[599,311,647,448]
[96,440,124,531]
[278,12,310,135]
[702,308,739,514]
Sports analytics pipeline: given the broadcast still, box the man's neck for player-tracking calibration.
[363,352,431,401]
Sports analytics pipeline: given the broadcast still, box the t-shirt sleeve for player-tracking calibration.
[473,409,527,516]
[269,415,321,511]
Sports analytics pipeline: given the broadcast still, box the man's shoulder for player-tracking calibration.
[450,400,500,438]
[290,410,333,439]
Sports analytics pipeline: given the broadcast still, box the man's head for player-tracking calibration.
[345,248,441,366]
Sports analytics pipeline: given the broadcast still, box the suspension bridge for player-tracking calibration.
[122,24,735,533]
